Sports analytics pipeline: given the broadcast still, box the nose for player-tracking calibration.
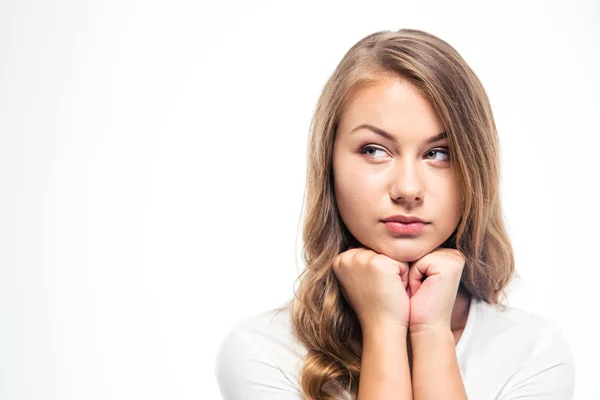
[389,159,424,204]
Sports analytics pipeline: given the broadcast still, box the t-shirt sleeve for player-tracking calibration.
[214,328,305,400]
[500,327,575,400]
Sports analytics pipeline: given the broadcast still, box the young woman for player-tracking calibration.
[215,28,575,400]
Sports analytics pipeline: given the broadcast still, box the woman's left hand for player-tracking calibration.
[407,247,466,334]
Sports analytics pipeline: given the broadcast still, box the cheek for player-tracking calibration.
[336,163,381,203]
[333,159,382,219]
[434,177,462,220]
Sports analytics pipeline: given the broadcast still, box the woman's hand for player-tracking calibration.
[332,247,411,330]
[407,248,466,334]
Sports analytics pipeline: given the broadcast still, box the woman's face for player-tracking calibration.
[332,77,462,263]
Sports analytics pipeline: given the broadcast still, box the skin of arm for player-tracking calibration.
[409,327,468,400]
[405,248,470,399]
[358,323,413,400]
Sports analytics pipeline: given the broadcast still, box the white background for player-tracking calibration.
[1,0,599,399]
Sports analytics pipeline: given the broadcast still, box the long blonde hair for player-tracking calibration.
[275,28,517,400]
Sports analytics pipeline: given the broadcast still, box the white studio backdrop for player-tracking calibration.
[1,0,599,399]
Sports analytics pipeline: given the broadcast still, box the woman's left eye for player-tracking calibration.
[424,148,450,162]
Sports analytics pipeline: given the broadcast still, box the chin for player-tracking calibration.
[376,240,436,263]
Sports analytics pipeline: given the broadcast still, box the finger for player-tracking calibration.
[343,247,363,262]
[408,261,425,298]
[398,261,410,290]
[353,248,377,267]
[332,254,340,270]
[335,248,362,271]
[332,251,348,271]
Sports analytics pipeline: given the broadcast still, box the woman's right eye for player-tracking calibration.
[360,145,388,159]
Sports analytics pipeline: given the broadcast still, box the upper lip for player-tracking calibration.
[383,215,426,224]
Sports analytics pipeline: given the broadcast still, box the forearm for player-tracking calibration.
[409,329,468,400]
[358,324,412,400]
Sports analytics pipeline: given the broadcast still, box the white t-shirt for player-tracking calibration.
[214,296,575,399]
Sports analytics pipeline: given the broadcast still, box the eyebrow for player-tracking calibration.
[350,124,447,144]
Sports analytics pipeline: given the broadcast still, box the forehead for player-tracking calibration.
[338,78,443,140]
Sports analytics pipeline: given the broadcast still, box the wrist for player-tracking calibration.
[408,322,451,337]
[408,326,454,348]
[362,320,409,341]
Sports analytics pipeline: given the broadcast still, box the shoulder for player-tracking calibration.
[214,303,307,399]
[475,299,573,356]
[225,303,307,362]
[467,299,575,399]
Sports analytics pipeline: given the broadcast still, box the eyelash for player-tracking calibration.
[360,145,451,163]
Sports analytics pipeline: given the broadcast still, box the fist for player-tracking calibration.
[332,247,411,330]
[407,248,466,333]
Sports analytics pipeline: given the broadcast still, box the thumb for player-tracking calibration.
[408,262,424,298]
[398,260,410,290]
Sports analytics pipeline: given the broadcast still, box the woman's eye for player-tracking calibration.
[360,145,450,163]
[360,145,388,159]
[424,148,450,162]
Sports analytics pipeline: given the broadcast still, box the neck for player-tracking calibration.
[451,287,471,332]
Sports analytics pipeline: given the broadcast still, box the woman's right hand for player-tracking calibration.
[332,247,411,331]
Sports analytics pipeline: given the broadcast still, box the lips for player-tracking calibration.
[382,214,427,224]
[383,221,426,235]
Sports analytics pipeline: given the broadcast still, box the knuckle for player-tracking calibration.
[353,249,369,263]
[368,253,384,266]
[367,254,388,271]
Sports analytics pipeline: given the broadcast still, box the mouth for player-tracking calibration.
[382,214,427,224]
[382,221,426,236]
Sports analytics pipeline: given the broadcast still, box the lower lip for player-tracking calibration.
[383,221,426,235]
